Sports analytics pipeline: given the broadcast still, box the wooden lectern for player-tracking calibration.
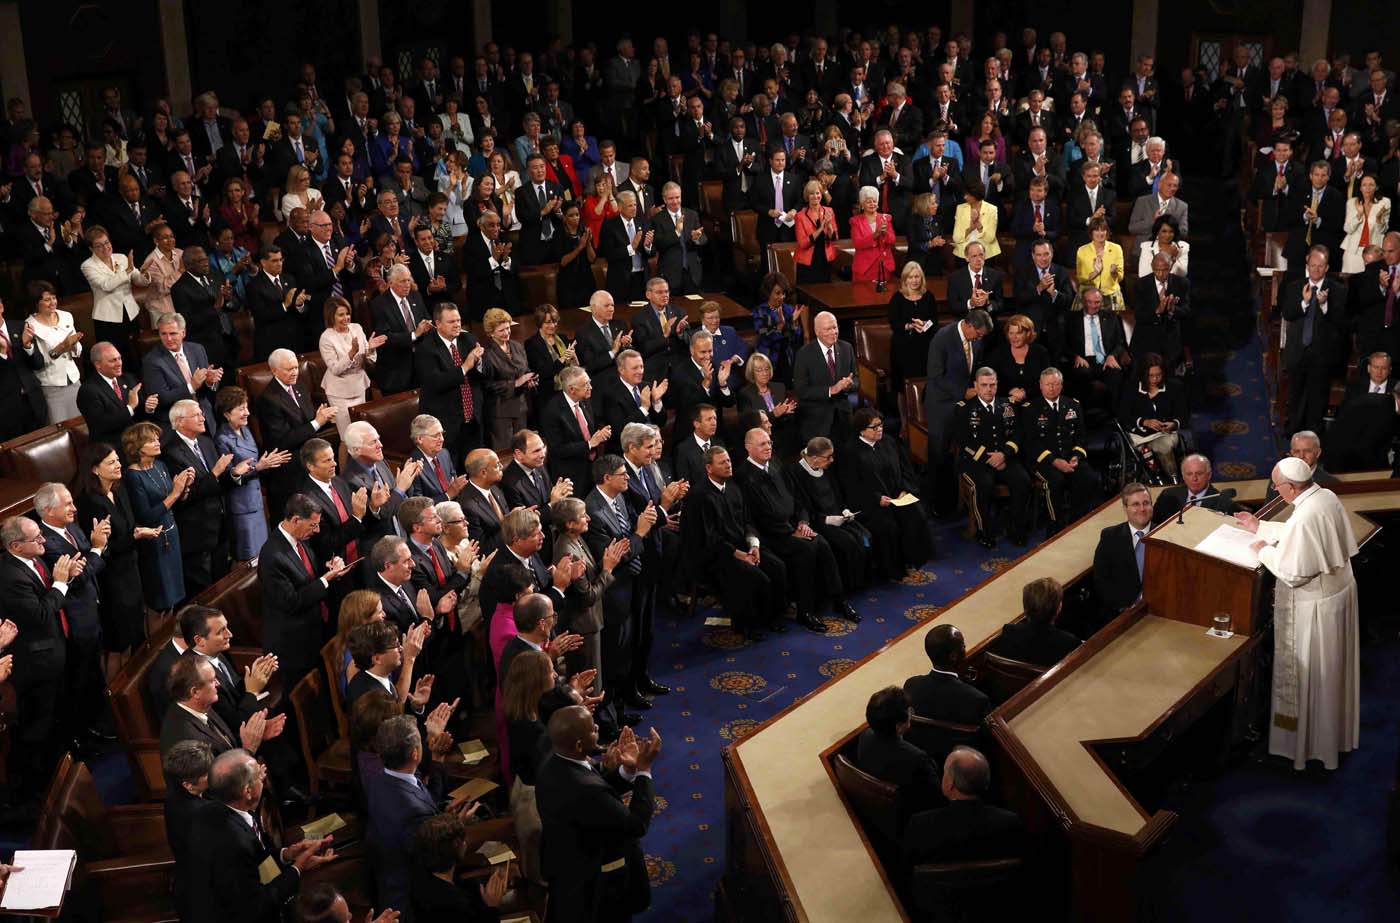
[1141,504,1272,635]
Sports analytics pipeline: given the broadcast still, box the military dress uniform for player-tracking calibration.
[953,396,1032,546]
[1020,395,1101,526]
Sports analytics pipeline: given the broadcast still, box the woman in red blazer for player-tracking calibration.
[794,180,839,284]
[850,185,896,283]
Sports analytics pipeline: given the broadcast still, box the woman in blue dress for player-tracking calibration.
[214,386,293,562]
[121,422,191,614]
[753,271,808,384]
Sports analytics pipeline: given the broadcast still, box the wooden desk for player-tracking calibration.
[718,477,1400,923]
[796,282,895,338]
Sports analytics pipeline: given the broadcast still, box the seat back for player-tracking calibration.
[831,752,903,852]
[910,858,1023,922]
[34,753,120,858]
[699,180,725,219]
[520,265,560,310]
[730,210,761,275]
[903,378,928,463]
[348,390,422,467]
[906,715,981,768]
[320,638,349,739]
[288,669,341,788]
[298,351,328,402]
[189,561,264,648]
[980,651,1047,705]
[107,623,176,802]
[0,478,42,518]
[767,242,798,283]
[0,425,78,484]
[854,321,893,405]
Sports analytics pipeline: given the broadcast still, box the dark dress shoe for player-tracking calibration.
[619,712,643,727]
[638,677,671,696]
[976,531,997,549]
[623,693,653,710]
[835,600,862,623]
[797,612,828,633]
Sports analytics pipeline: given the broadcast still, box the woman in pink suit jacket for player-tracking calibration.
[850,185,896,283]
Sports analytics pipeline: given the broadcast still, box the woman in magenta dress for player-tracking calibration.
[490,563,537,779]
[850,185,897,283]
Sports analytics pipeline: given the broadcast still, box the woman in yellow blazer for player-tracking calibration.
[951,181,1001,262]
[1075,216,1125,309]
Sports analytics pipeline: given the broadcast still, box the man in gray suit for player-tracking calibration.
[1127,170,1189,238]
[343,421,420,544]
[653,181,707,295]
[586,140,630,189]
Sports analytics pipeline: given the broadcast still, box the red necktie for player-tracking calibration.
[295,541,330,622]
[326,485,358,562]
[0,326,8,359]
[112,377,123,400]
[434,458,450,493]
[34,558,71,638]
[447,342,475,421]
[975,272,982,290]
[825,346,837,380]
[427,546,455,629]
[1034,204,1042,223]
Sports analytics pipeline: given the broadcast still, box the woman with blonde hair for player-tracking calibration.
[479,308,536,448]
[886,261,937,388]
[319,295,385,444]
[794,179,838,284]
[278,163,323,221]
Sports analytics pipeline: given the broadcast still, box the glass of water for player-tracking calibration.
[1209,613,1233,639]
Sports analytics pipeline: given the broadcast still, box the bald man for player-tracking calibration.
[536,707,661,922]
[792,311,858,444]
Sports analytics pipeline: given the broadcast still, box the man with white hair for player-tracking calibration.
[142,311,223,426]
[1266,429,1340,500]
[792,310,858,444]
[1129,136,1174,198]
[162,398,235,593]
[1151,453,1240,525]
[78,340,159,448]
[342,420,422,543]
[1127,170,1188,238]
[369,262,432,395]
[255,347,337,517]
[1235,457,1359,770]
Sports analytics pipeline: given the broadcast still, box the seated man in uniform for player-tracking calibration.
[953,367,1032,548]
[1021,366,1101,528]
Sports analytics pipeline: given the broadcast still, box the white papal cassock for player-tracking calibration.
[1256,484,1360,770]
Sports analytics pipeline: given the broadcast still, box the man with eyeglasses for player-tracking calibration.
[298,211,357,347]
[1,514,82,802]
[343,421,421,544]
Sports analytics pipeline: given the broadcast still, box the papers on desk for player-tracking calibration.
[889,493,921,507]
[0,850,76,910]
[684,294,704,300]
[458,739,489,764]
[299,813,347,838]
[629,301,648,307]
[1194,522,1261,569]
[257,856,281,885]
[449,777,499,801]
[478,841,517,865]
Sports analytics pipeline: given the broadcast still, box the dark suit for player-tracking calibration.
[628,302,690,382]
[165,785,209,920]
[733,458,843,616]
[792,338,857,445]
[1252,159,1307,232]
[1284,182,1345,269]
[147,639,185,720]
[0,317,47,441]
[160,429,230,593]
[369,289,428,394]
[296,235,355,347]
[158,701,239,759]
[540,392,599,494]
[686,478,787,633]
[924,320,984,466]
[945,265,1005,319]
[714,136,762,212]
[1281,275,1348,435]
[1093,521,1143,621]
[536,754,655,923]
[1151,484,1240,526]
[364,767,441,912]
[652,207,705,294]
[1013,264,1074,341]
[840,435,934,572]
[856,153,913,228]
[246,271,301,361]
[902,799,1023,865]
[1007,197,1062,271]
[254,378,325,516]
[854,728,940,816]
[1329,392,1400,471]
[0,553,71,797]
[407,248,461,306]
[573,317,623,377]
[171,272,233,370]
[475,546,567,631]
[598,214,652,305]
[1064,184,1117,251]
[459,481,509,552]
[162,192,211,249]
[516,179,566,267]
[343,454,408,546]
[462,231,522,318]
[1020,395,1099,524]
[903,669,991,726]
[101,195,163,260]
[990,621,1080,667]
[142,342,217,427]
[414,332,486,466]
[406,447,459,504]
[1132,274,1192,370]
[747,169,802,247]
[1352,262,1400,367]
[256,527,330,683]
[595,375,665,454]
[1062,309,1130,409]
[582,486,648,702]
[67,165,120,208]
[186,802,299,923]
[300,476,365,574]
[77,372,143,451]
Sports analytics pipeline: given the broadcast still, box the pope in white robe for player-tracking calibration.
[1235,456,1359,770]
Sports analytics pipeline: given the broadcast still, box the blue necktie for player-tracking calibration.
[1134,530,1145,579]
[1089,316,1105,364]
[640,464,658,502]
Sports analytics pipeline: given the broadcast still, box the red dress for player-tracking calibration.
[582,195,619,242]
[850,212,896,282]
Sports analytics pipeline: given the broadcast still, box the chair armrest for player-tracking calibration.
[106,806,170,853]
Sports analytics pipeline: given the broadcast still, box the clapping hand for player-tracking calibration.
[409,674,435,708]
[244,653,279,694]
[0,619,18,650]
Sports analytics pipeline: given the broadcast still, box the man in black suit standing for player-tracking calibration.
[675,97,713,209]
[162,741,212,922]
[462,211,523,318]
[1285,161,1345,271]
[298,438,370,599]
[101,175,164,261]
[686,446,789,639]
[946,241,1005,319]
[792,311,858,445]
[653,182,707,295]
[79,341,156,450]
[157,655,283,760]
[1092,482,1153,623]
[257,494,354,684]
[990,577,1081,666]
[542,366,613,496]
[574,290,632,378]
[369,264,432,395]
[473,507,574,625]
[516,154,566,267]
[1251,139,1304,233]
[1133,254,1192,371]
[365,538,427,635]
[902,747,1023,867]
[715,117,762,213]
[163,169,213,250]
[177,606,279,739]
[171,247,235,371]
[407,225,460,308]
[299,212,357,347]
[343,421,417,546]
[502,428,574,512]
[414,303,486,468]
[458,447,510,552]
[748,147,801,250]
[255,349,338,519]
[143,312,223,428]
[1007,177,1062,275]
[67,142,120,208]
[1282,246,1348,435]
[1014,240,1074,344]
[161,399,233,594]
[213,119,261,199]
[857,130,913,231]
[628,276,691,382]
[903,624,992,725]
[617,157,658,216]
[925,309,992,508]
[962,141,1012,211]
[735,428,856,630]
[599,191,654,306]
[537,707,660,923]
[1151,454,1241,525]
[186,749,334,923]
[247,246,307,361]
[673,404,721,486]
[1064,161,1117,252]
[595,350,667,454]
[0,294,50,441]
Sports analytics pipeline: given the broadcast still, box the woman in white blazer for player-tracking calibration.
[1341,175,1390,274]
[81,225,147,357]
[318,294,385,445]
[26,281,84,422]
[139,223,183,326]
